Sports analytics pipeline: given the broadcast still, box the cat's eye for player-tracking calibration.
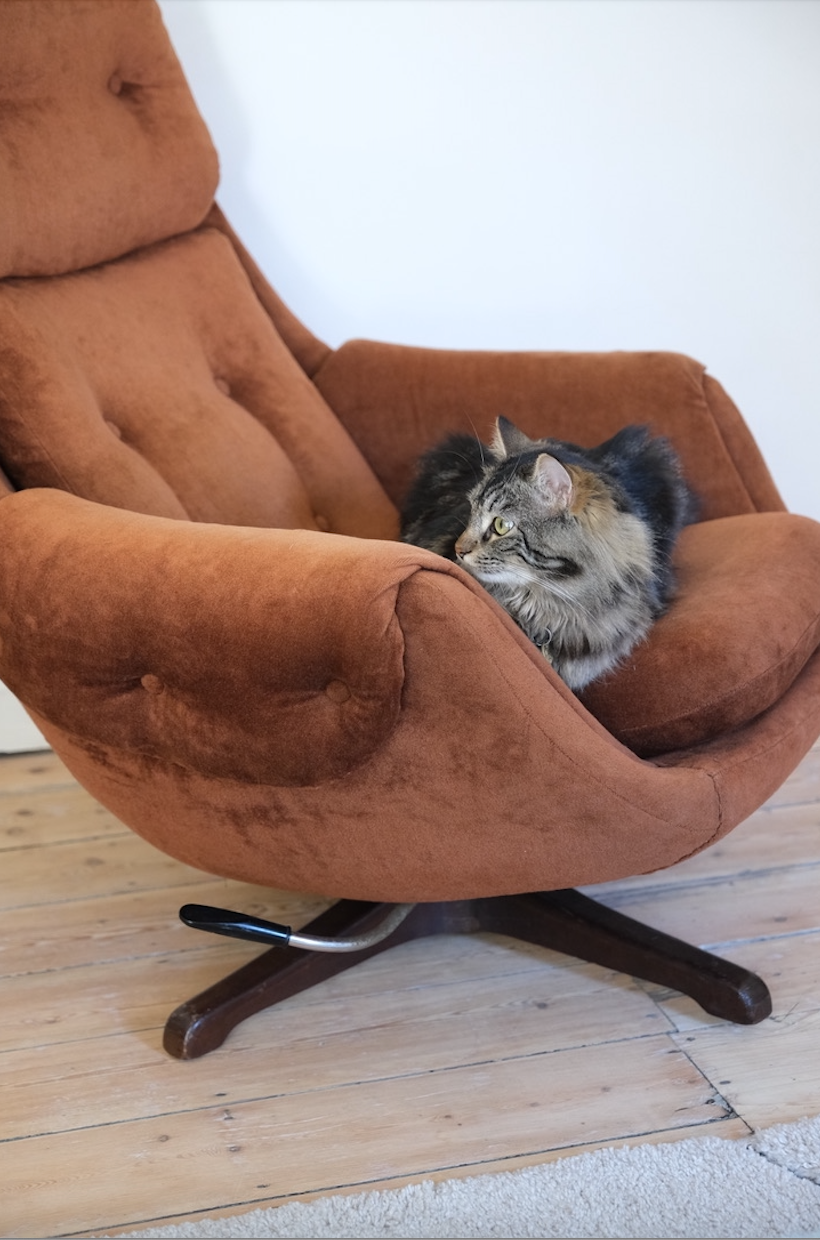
[493,515,515,536]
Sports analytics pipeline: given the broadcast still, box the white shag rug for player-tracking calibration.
[114,1114,820,1239]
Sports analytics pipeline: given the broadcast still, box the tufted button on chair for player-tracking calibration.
[2,0,820,1059]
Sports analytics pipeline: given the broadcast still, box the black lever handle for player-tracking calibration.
[179,903,292,947]
[180,900,416,953]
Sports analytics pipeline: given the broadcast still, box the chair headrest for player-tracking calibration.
[0,0,219,278]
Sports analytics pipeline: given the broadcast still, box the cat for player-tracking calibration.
[400,416,697,690]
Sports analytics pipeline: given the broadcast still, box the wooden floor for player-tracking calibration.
[1,745,819,1239]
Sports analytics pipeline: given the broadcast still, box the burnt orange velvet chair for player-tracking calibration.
[2,0,820,1059]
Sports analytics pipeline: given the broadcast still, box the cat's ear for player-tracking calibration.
[492,416,533,460]
[532,453,573,511]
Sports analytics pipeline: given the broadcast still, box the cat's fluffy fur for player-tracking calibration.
[400,417,697,690]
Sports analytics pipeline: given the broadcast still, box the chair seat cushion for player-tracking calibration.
[579,512,820,756]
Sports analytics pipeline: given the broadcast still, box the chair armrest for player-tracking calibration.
[0,489,470,786]
[312,340,785,521]
[9,490,813,902]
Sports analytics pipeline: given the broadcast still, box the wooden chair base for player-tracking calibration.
[163,888,772,1059]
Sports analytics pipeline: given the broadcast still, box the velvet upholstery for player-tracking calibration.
[1,0,820,914]
[0,228,395,535]
[0,0,218,279]
[312,342,784,521]
[582,513,820,755]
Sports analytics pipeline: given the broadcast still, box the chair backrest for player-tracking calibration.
[0,0,397,539]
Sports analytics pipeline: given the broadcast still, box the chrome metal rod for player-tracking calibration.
[180,902,416,953]
[288,902,415,952]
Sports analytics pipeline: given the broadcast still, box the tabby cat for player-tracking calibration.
[400,417,697,690]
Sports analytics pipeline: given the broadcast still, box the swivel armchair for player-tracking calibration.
[1,0,820,1059]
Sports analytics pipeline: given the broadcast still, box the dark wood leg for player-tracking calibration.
[164,889,771,1059]
[165,898,502,1058]
[474,890,773,1024]
[164,900,414,1059]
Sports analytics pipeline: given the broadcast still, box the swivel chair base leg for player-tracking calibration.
[163,888,772,1059]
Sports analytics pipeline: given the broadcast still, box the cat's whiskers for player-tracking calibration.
[465,417,487,469]
[489,559,569,591]
[449,452,483,478]
[475,561,580,611]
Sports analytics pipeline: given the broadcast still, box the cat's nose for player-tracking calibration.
[455,533,473,559]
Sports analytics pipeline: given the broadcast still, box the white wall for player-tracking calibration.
[159,0,820,521]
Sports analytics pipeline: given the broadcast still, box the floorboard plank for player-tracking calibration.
[80,1116,754,1240]
[0,1036,728,1239]
[0,784,129,851]
[0,880,329,979]
[0,954,668,1141]
[0,833,214,910]
[588,864,820,948]
[671,1008,820,1131]
[0,749,71,793]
